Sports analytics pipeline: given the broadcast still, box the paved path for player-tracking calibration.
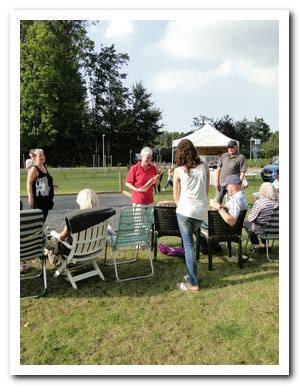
[21,193,132,232]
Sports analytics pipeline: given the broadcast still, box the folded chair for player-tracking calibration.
[245,206,279,262]
[51,207,115,289]
[201,209,247,270]
[20,209,47,299]
[153,201,200,260]
[105,205,155,282]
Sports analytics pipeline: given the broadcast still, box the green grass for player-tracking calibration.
[20,170,278,365]
[20,167,128,195]
[20,247,279,365]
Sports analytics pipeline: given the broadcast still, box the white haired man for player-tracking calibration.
[125,147,160,206]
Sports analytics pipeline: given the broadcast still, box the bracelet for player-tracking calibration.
[217,206,222,211]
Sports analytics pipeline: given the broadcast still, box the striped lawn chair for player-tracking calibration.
[20,209,47,299]
[104,206,155,282]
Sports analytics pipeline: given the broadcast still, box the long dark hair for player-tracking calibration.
[175,139,200,174]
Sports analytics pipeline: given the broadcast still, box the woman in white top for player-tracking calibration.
[173,139,209,292]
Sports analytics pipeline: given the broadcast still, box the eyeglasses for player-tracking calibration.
[227,146,235,149]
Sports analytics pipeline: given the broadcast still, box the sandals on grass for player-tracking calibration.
[176,282,200,292]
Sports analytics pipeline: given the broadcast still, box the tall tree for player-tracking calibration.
[235,117,271,157]
[88,45,131,164]
[261,131,279,158]
[128,81,164,154]
[213,115,237,140]
[20,20,94,165]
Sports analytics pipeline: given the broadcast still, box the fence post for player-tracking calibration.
[118,172,123,191]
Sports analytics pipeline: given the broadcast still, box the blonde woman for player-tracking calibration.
[26,148,54,221]
[45,189,99,265]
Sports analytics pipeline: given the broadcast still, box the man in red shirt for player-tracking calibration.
[126,147,160,206]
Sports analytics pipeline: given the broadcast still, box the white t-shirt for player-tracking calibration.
[176,163,208,220]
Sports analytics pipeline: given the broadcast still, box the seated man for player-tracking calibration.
[199,174,248,253]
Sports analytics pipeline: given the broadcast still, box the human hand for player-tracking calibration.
[28,196,34,208]
[209,198,221,210]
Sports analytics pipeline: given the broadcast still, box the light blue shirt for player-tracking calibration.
[226,190,248,218]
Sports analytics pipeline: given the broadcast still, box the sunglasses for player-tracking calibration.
[227,146,235,149]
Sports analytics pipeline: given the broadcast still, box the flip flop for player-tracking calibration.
[176,282,200,292]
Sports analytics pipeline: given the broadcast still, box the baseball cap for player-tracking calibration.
[221,174,242,187]
[227,140,238,147]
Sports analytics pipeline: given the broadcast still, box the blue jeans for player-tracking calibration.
[176,213,203,286]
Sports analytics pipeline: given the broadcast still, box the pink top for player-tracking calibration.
[126,161,157,204]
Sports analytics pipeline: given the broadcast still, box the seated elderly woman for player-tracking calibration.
[244,182,279,253]
[45,189,101,265]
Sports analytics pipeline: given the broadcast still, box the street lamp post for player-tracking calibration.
[102,134,105,167]
[129,149,132,165]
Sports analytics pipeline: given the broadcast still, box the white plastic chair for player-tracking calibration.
[51,207,115,289]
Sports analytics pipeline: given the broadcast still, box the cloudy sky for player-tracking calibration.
[87,18,279,133]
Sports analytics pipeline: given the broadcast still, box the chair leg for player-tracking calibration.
[153,235,158,261]
[245,234,250,252]
[228,241,232,257]
[21,257,47,299]
[113,248,154,282]
[238,239,243,269]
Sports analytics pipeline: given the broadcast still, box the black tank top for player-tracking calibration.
[32,166,54,210]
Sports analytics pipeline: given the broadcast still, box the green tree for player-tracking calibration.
[261,131,279,158]
[20,20,94,165]
[213,115,237,140]
[88,45,131,165]
[128,81,164,155]
[235,117,271,157]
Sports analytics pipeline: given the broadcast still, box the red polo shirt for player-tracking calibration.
[126,161,157,204]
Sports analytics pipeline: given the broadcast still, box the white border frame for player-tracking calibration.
[10,9,289,376]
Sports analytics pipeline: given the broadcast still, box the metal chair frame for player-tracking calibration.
[245,206,279,262]
[105,206,155,282]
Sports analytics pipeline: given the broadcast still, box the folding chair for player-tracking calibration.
[153,201,200,260]
[105,206,155,282]
[20,209,47,299]
[201,209,247,270]
[52,207,115,289]
[245,206,279,262]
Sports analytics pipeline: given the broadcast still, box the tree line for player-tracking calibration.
[20,20,278,167]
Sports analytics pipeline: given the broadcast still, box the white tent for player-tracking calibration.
[172,123,238,164]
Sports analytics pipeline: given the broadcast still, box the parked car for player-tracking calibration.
[260,159,279,182]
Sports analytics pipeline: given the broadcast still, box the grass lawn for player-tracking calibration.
[20,169,279,366]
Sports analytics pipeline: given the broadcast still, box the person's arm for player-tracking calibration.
[214,167,221,192]
[125,181,147,193]
[239,171,245,182]
[59,225,68,241]
[204,163,210,195]
[173,167,181,206]
[209,198,237,226]
[26,167,38,207]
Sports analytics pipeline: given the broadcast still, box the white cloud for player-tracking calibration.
[105,20,134,40]
[152,59,278,93]
[151,20,279,67]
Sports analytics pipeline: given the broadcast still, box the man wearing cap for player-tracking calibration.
[209,174,248,226]
[215,140,247,204]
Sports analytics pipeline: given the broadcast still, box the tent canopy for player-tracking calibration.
[172,123,238,148]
